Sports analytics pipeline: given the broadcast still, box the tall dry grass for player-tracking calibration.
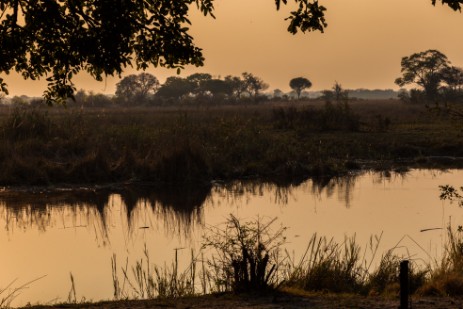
[0,100,461,187]
[107,215,447,300]
[111,246,200,300]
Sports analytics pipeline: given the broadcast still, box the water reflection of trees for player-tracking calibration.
[307,171,411,208]
[0,171,412,241]
[210,174,365,209]
[211,181,295,206]
[118,184,210,239]
[307,175,359,209]
[211,171,412,210]
[0,184,211,242]
[371,170,409,185]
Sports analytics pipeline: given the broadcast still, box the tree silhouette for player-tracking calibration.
[156,76,195,100]
[290,77,312,99]
[201,79,230,98]
[0,0,459,102]
[115,73,159,104]
[439,66,463,103]
[224,75,247,100]
[242,72,269,101]
[187,73,213,96]
[395,49,450,102]
[441,66,463,92]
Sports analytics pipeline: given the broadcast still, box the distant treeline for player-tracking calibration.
[1,72,400,107]
[347,89,398,100]
[5,49,463,107]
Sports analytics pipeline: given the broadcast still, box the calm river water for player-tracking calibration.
[1,169,463,307]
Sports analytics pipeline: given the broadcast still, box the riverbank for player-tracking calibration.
[0,99,462,187]
[22,290,463,309]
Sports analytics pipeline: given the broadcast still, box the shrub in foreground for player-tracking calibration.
[202,215,286,292]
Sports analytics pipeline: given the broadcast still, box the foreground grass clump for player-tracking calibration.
[202,215,286,292]
[284,234,365,293]
[0,99,462,186]
[416,186,463,296]
[282,233,427,296]
[109,215,442,300]
[111,247,198,300]
[368,251,428,296]
[418,225,463,296]
[111,215,287,299]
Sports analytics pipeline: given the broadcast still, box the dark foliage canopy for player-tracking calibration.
[441,66,463,90]
[0,0,460,103]
[156,76,195,99]
[395,49,450,101]
[432,0,463,10]
[289,77,312,99]
[115,72,159,102]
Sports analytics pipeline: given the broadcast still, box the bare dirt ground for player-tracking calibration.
[25,292,463,309]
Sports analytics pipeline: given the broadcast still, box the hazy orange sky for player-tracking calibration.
[3,0,463,96]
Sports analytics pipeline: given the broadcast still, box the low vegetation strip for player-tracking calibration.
[0,99,462,187]
[17,291,463,309]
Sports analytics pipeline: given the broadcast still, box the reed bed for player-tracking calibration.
[107,215,463,301]
[0,100,462,186]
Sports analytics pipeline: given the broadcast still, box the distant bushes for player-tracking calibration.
[2,107,52,141]
[271,102,360,132]
[272,83,360,132]
[398,89,427,104]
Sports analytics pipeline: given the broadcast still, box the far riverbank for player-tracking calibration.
[0,100,462,187]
